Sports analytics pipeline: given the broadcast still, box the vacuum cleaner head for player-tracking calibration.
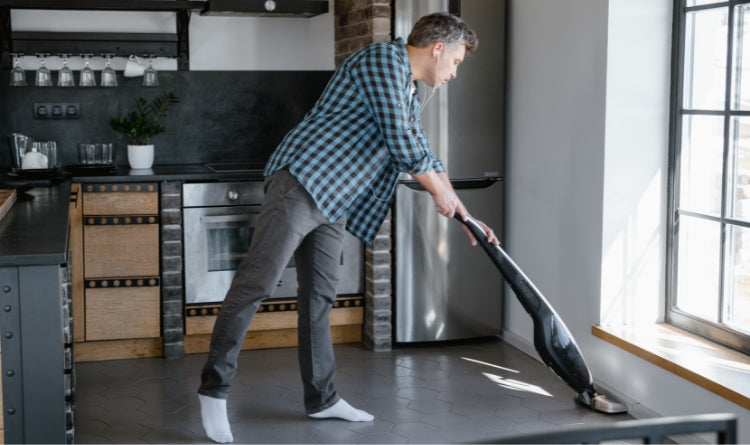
[577,391,629,414]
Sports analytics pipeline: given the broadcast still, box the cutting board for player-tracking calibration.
[0,189,17,223]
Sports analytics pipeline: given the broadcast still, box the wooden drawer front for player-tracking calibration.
[85,286,160,341]
[84,224,159,278]
[82,183,158,215]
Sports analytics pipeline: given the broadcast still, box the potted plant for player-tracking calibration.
[110,91,179,169]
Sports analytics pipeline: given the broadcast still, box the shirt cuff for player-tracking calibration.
[404,153,435,175]
[432,158,445,173]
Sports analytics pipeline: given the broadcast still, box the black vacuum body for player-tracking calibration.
[455,215,627,414]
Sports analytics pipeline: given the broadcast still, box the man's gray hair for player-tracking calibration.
[407,12,478,54]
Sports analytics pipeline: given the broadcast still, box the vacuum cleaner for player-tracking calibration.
[454,214,628,414]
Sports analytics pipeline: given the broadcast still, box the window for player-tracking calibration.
[666,0,750,353]
[669,0,750,353]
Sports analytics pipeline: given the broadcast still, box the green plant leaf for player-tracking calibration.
[109,91,179,145]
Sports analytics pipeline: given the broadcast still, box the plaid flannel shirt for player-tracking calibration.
[264,38,445,244]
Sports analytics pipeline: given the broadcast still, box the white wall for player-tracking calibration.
[505,0,750,441]
[504,0,608,355]
[10,2,335,71]
[189,12,334,70]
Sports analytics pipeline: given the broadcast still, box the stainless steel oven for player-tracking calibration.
[183,181,363,305]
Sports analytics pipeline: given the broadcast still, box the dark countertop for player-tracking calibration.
[0,182,71,267]
[1,163,267,186]
[0,163,267,267]
[69,163,265,183]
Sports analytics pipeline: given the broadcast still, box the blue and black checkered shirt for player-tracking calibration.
[264,38,445,244]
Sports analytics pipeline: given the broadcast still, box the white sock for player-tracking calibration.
[309,398,374,422]
[199,394,234,443]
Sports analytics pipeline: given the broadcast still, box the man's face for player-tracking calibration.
[430,44,466,88]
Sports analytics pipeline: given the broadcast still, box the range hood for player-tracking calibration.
[201,0,328,17]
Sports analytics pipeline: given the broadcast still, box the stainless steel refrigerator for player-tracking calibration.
[394,0,506,342]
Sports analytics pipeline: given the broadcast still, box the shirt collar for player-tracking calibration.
[393,37,414,85]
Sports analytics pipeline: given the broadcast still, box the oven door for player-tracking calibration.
[184,205,298,304]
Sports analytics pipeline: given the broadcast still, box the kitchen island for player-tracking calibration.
[0,182,73,444]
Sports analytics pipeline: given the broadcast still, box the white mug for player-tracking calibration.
[124,56,146,78]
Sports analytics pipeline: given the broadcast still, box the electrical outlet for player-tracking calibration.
[33,102,80,120]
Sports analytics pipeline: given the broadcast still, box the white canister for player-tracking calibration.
[21,146,49,169]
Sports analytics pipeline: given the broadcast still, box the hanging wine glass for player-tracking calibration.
[142,55,158,87]
[57,53,75,87]
[9,53,26,86]
[34,53,52,87]
[101,53,117,87]
[79,54,96,87]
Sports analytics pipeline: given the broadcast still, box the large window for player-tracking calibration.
[669,0,750,353]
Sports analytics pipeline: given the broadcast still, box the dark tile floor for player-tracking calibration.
[73,337,633,443]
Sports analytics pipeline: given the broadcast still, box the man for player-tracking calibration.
[198,12,498,443]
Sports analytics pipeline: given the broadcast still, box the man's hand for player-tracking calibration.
[411,170,499,246]
[411,170,459,216]
[455,213,500,247]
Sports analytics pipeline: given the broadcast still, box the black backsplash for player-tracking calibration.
[0,70,333,169]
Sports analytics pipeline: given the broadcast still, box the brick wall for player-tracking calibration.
[160,181,184,358]
[334,0,391,64]
[335,0,393,351]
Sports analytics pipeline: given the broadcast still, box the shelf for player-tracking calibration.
[12,31,179,58]
[0,8,192,70]
[0,0,205,11]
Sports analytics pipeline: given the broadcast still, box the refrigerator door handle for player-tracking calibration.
[400,177,503,191]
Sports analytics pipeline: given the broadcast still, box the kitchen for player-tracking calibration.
[1,0,749,443]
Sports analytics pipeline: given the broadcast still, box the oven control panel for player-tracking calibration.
[183,182,264,207]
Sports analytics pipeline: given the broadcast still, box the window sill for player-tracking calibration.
[592,323,750,410]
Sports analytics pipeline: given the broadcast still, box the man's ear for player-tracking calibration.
[432,42,444,58]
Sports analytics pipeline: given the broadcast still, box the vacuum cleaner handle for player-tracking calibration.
[453,214,596,396]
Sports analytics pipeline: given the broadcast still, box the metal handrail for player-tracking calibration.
[484,413,738,444]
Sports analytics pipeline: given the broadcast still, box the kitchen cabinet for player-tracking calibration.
[0,262,71,444]
[73,183,162,360]
[0,345,3,445]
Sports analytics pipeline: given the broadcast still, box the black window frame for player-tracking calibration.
[667,0,750,354]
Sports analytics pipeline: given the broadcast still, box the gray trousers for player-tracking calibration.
[198,169,346,413]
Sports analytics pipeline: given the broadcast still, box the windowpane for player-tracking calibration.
[729,117,750,221]
[731,4,750,110]
[675,216,721,322]
[683,7,728,110]
[724,225,750,333]
[680,115,725,215]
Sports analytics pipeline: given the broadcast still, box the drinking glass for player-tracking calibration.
[9,53,26,87]
[57,54,75,87]
[46,140,59,168]
[142,57,158,87]
[101,54,117,87]
[78,144,92,165]
[78,143,97,165]
[34,53,52,87]
[79,54,96,87]
[99,143,114,165]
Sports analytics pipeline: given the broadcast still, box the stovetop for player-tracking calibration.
[204,162,266,173]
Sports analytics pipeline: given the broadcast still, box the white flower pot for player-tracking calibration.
[127,144,155,169]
